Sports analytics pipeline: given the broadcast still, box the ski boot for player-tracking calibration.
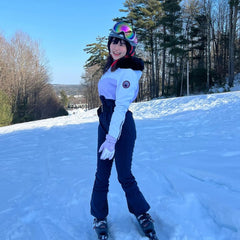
[93,218,108,240]
[137,213,159,240]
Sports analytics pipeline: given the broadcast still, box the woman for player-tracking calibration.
[90,22,157,240]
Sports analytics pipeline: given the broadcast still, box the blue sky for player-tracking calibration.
[0,0,125,85]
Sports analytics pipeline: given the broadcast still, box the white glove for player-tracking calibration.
[99,134,117,160]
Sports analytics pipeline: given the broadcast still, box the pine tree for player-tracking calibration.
[228,0,239,87]
[117,0,163,98]
[0,90,13,126]
[160,0,185,96]
[83,37,108,109]
[60,90,68,108]
[84,37,108,72]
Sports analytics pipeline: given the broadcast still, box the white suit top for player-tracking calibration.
[98,67,142,139]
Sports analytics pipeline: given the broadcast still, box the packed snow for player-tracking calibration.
[0,90,240,240]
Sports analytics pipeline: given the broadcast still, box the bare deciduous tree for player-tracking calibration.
[0,31,67,125]
[82,65,101,109]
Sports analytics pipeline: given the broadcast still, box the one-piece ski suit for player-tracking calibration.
[90,57,150,220]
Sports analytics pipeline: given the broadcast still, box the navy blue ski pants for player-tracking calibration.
[90,96,150,220]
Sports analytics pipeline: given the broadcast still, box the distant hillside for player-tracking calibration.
[52,84,84,96]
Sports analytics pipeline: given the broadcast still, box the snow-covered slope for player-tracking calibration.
[0,91,240,240]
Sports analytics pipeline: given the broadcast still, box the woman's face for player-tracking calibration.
[110,38,127,60]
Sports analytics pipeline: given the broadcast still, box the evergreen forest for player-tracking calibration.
[82,0,240,109]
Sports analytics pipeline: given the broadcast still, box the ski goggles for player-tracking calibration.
[112,22,138,45]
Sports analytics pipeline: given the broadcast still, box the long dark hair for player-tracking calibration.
[103,55,114,74]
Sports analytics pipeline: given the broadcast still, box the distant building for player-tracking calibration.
[67,95,87,110]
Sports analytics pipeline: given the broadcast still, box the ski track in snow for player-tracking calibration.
[0,92,240,240]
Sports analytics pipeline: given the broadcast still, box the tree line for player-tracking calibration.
[82,0,240,109]
[0,31,68,127]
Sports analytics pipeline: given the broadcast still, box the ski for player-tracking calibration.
[97,233,108,240]
[145,230,159,240]
[136,213,159,240]
[95,230,108,240]
[93,218,109,240]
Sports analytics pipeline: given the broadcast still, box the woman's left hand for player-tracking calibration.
[99,134,117,160]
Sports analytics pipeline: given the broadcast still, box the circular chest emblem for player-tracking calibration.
[122,80,130,89]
